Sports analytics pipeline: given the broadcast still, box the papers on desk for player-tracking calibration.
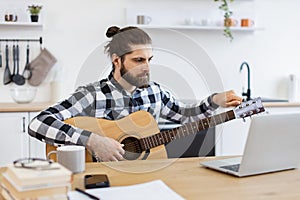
[68,180,185,200]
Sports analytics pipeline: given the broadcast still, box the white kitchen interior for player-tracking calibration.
[1,0,300,166]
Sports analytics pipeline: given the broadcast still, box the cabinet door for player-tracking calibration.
[215,119,251,156]
[0,112,29,166]
[28,112,46,159]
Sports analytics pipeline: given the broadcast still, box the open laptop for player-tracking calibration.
[201,113,300,177]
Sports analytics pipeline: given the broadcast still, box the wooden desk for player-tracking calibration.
[73,157,300,200]
[1,157,300,200]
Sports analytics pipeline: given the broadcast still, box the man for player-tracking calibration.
[28,26,242,162]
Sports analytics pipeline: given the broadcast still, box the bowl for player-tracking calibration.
[10,88,37,104]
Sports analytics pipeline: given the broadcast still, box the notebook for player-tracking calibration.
[201,113,300,177]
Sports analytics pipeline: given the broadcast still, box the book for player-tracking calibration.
[1,176,69,200]
[4,162,72,189]
[1,187,69,200]
[2,173,71,191]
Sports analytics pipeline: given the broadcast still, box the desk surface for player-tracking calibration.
[72,157,300,200]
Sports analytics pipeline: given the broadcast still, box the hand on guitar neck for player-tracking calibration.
[86,133,125,162]
[212,90,243,107]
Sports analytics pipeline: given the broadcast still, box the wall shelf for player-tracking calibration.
[0,21,43,27]
[128,24,264,32]
[126,0,262,35]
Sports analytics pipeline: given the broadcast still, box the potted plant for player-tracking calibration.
[28,5,42,22]
[214,0,234,41]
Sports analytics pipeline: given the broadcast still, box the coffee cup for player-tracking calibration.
[185,17,195,25]
[241,19,254,27]
[47,145,85,173]
[224,18,239,27]
[201,19,213,26]
[5,14,17,22]
[137,15,152,25]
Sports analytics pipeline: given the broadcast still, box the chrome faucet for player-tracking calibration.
[239,62,251,101]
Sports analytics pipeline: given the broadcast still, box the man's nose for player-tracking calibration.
[142,62,150,73]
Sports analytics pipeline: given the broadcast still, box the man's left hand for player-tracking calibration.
[212,90,243,108]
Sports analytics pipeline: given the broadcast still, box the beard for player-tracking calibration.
[120,64,150,88]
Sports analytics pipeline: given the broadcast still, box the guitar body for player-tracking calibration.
[46,110,167,162]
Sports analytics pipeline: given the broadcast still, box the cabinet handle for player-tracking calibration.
[22,117,26,133]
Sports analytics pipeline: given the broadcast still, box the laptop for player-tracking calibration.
[201,113,300,177]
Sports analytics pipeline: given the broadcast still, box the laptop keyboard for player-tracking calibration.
[220,164,240,172]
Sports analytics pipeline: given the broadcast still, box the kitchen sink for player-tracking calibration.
[260,97,288,102]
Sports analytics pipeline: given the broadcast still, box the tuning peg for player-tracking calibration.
[256,108,261,113]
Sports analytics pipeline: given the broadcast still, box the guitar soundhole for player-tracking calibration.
[122,137,143,160]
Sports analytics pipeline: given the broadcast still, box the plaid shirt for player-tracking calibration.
[28,72,219,147]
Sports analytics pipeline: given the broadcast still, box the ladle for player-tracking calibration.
[22,44,32,79]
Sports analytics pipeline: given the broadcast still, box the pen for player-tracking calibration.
[75,188,100,200]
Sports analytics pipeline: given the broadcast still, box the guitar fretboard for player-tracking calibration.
[140,110,235,150]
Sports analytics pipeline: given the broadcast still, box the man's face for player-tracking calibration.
[120,44,153,88]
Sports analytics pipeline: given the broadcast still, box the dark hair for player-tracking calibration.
[104,26,152,58]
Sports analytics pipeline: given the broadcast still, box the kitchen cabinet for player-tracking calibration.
[0,112,29,167]
[215,103,300,156]
[0,102,51,166]
[0,111,46,167]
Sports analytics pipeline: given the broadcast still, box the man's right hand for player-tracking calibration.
[86,133,125,162]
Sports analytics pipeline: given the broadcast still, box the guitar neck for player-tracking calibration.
[140,110,236,150]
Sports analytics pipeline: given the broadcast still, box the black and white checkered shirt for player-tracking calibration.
[28,72,219,147]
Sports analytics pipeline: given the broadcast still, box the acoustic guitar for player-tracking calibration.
[46,97,265,162]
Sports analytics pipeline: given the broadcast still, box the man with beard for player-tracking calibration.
[28,26,242,162]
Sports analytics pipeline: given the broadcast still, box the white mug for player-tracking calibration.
[185,17,194,25]
[201,19,213,26]
[137,15,152,25]
[47,145,85,173]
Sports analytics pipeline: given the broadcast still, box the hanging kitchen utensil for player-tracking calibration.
[3,44,12,85]
[0,41,2,68]
[28,48,57,86]
[11,44,16,79]
[12,43,25,85]
[22,44,32,79]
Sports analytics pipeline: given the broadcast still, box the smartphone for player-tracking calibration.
[84,174,110,189]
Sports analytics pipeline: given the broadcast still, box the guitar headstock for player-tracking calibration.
[234,97,265,119]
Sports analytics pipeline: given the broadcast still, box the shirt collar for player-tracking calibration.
[108,71,132,96]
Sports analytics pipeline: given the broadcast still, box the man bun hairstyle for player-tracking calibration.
[106,26,120,38]
[104,26,152,59]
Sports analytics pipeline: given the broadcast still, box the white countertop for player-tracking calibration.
[263,102,300,107]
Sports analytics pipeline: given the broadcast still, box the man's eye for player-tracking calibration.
[134,58,144,62]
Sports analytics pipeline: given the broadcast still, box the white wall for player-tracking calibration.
[1,0,300,103]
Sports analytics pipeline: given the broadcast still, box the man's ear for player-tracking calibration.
[112,54,121,69]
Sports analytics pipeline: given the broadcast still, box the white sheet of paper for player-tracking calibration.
[68,180,185,200]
